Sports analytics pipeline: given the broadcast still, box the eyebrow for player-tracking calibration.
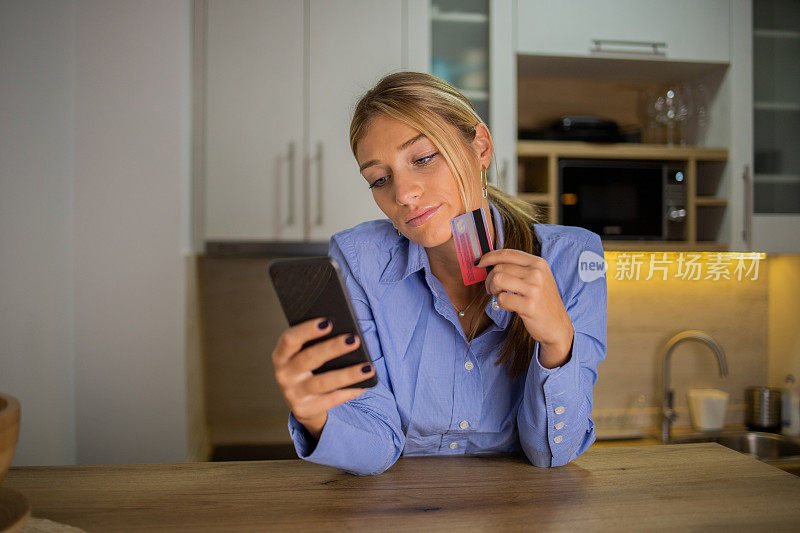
[358,133,426,172]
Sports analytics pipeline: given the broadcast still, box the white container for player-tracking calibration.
[782,374,800,437]
[687,389,729,431]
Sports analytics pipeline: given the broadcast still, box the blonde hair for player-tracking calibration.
[350,71,545,379]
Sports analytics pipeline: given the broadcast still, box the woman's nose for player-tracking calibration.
[393,172,423,205]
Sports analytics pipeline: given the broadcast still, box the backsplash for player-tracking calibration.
[597,251,769,437]
[198,251,770,447]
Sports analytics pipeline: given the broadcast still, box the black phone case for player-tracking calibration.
[268,256,377,389]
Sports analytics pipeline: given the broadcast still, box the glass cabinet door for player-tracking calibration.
[753,0,800,213]
[430,0,490,124]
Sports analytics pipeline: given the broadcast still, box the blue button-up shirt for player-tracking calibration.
[288,201,607,475]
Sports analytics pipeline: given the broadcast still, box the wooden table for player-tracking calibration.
[5,443,800,531]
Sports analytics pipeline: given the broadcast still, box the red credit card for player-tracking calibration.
[450,207,494,285]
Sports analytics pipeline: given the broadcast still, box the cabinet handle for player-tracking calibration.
[315,141,323,226]
[591,39,667,55]
[742,164,753,251]
[286,142,295,227]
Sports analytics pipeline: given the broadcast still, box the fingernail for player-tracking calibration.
[361,364,372,373]
[473,258,481,266]
[318,319,330,330]
[345,334,357,345]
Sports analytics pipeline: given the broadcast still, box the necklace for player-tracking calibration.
[461,287,487,360]
[456,286,484,317]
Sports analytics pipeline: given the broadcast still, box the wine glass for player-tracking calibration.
[655,86,691,146]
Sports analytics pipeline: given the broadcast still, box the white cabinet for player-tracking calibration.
[516,0,731,64]
[749,0,800,252]
[202,0,399,243]
[204,0,304,241]
[306,0,403,241]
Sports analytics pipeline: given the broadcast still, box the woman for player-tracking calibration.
[271,72,607,476]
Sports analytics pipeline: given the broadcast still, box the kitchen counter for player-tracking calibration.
[5,443,800,531]
[593,426,800,476]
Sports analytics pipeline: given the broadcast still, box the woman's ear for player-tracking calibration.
[473,123,494,169]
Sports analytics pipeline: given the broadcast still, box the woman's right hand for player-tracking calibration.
[271,317,376,440]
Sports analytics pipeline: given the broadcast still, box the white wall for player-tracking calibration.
[0,0,191,466]
[0,0,77,466]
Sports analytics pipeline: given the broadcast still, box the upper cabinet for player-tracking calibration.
[516,0,731,64]
[204,0,305,241]
[749,0,800,252]
[202,0,399,244]
[305,0,403,242]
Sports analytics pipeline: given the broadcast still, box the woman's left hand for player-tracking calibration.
[476,249,574,367]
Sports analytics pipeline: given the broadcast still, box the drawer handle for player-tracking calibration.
[286,142,295,227]
[315,142,323,226]
[591,39,667,55]
[742,164,753,251]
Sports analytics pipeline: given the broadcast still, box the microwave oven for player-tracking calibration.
[558,159,687,240]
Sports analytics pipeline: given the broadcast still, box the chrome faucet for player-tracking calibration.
[661,330,729,443]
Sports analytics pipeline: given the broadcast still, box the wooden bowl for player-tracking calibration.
[0,394,20,486]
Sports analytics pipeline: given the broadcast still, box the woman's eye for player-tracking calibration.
[368,153,437,190]
[369,176,388,189]
[414,152,438,165]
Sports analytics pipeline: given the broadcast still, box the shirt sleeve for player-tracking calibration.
[516,231,607,467]
[287,233,406,476]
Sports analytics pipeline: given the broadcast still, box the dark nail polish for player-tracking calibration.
[318,320,329,330]
[345,334,356,345]
[361,364,372,373]
[473,258,481,266]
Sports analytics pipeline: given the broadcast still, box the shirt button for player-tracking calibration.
[554,406,565,415]
[464,361,474,370]
[555,422,564,430]
[554,435,563,444]
[459,420,469,429]
[449,442,458,450]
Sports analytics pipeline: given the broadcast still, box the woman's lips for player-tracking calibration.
[406,204,441,228]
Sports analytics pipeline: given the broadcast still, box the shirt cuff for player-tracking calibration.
[543,333,588,466]
[520,333,587,467]
[288,410,351,463]
[531,336,573,375]
[287,407,397,476]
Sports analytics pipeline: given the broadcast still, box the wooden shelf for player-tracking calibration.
[517,140,728,161]
[514,143,731,248]
[696,196,729,206]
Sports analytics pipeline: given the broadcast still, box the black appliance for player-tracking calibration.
[519,115,641,143]
[559,159,687,240]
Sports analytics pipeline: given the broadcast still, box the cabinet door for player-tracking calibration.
[205,0,304,241]
[516,0,730,64]
[307,0,403,241]
[750,0,800,252]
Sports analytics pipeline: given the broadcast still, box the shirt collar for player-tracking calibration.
[380,200,504,284]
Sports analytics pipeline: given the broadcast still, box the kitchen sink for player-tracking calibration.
[670,430,800,461]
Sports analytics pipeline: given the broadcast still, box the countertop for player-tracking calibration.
[592,426,800,475]
[5,443,800,531]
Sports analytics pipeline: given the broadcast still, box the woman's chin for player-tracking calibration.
[404,222,452,249]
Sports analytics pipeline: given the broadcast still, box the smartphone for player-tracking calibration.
[268,256,377,389]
